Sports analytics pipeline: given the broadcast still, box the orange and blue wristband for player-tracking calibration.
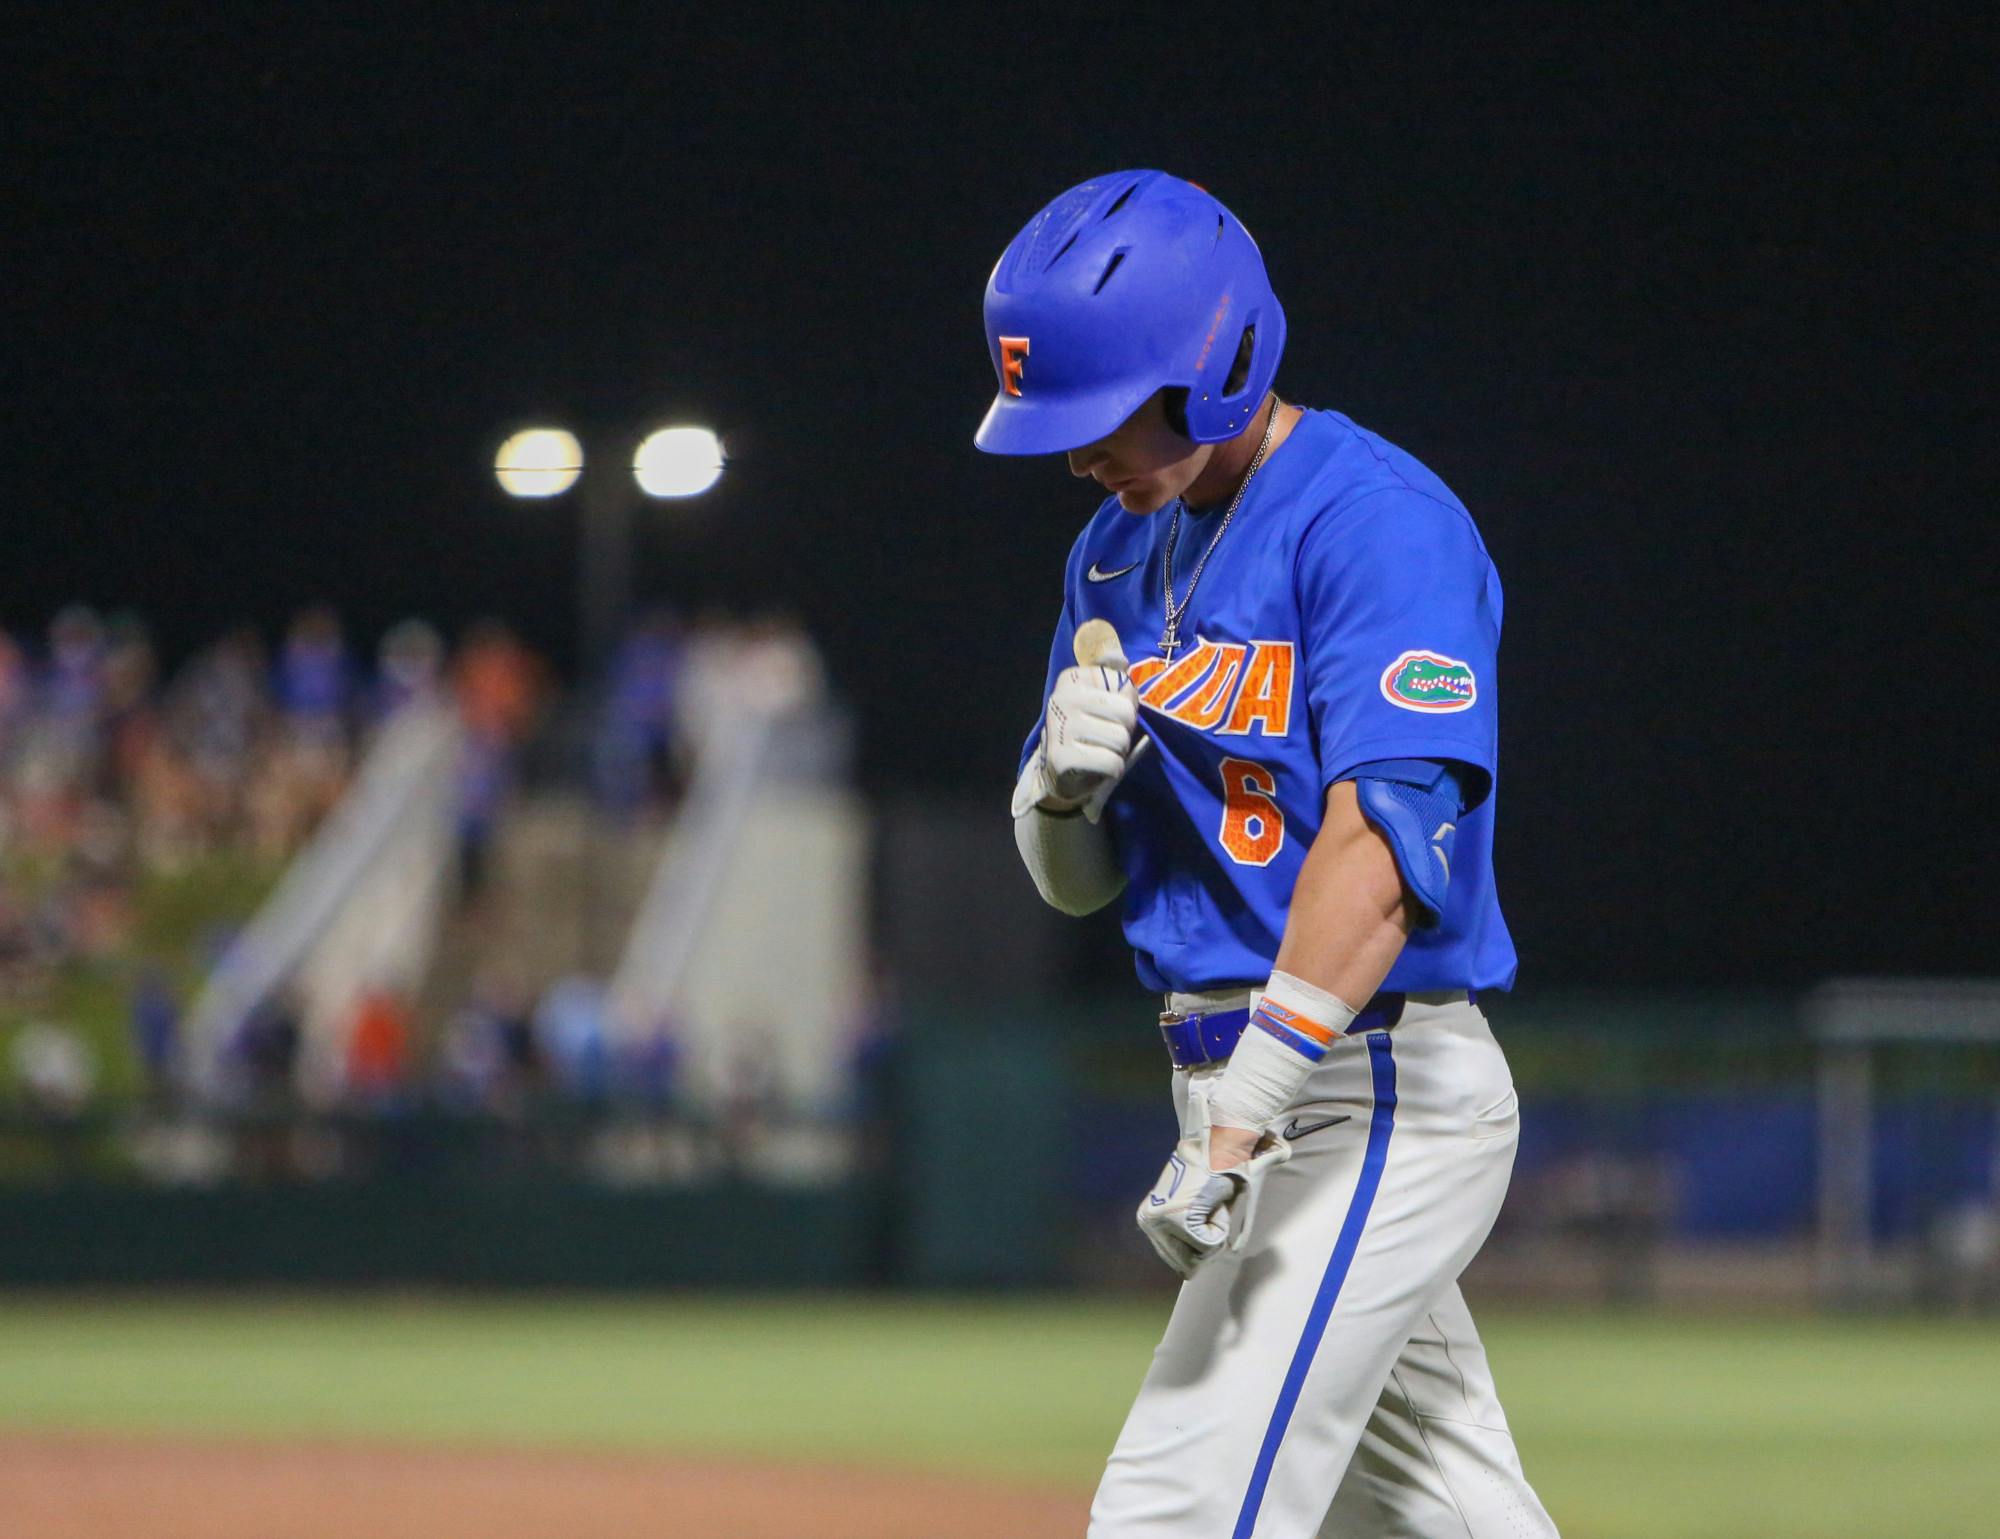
[1250,997,1345,1062]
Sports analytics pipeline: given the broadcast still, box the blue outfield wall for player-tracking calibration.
[1618,1093,1989,1239]
[1866,1098,2000,1238]
[1069,1090,1999,1242]
[1511,1094,1823,1237]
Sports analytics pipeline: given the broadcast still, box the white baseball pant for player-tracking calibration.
[1090,992,1559,1538]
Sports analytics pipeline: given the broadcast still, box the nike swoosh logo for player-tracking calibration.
[1281,1113,1350,1141]
[1087,560,1140,582]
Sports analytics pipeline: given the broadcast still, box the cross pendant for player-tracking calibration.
[1159,633,1181,659]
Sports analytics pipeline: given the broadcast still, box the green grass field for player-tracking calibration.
[1,1295,1994,1539]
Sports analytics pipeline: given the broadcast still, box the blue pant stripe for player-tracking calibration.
[1231,1032,1399,1539]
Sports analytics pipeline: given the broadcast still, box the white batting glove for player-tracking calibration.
[1136,1088,1291,1279]
[1015,663,1139,818]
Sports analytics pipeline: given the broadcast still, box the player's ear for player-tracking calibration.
[1163,329,1258,440]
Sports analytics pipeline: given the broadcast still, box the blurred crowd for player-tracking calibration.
[0,602,834,1155]
[0,604,546,995]
[591,607,826,814]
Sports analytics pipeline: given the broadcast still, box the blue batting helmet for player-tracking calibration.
[974,171,1286,456]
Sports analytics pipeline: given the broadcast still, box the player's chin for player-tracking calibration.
[1113,480,1173,515]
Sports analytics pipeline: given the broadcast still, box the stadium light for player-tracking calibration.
[633,426,725,498]
[489,417,721,678]
[494,428,584,498]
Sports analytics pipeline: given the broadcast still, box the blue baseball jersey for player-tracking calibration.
[1021,408,1518,996]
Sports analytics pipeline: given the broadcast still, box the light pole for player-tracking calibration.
[494,423,724,677]
[493,421,726,975]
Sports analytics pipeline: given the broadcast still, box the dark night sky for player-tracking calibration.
[7,8,1994,987]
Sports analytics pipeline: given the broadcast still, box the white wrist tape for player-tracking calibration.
[1011,743,1088,817]
[1207,970,1359,1131]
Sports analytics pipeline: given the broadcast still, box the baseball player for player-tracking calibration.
[979,171,1559,1538]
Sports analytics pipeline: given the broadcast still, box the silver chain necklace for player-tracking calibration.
[1159,401,1282,658]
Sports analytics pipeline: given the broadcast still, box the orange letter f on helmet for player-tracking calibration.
[999,335,1030,396]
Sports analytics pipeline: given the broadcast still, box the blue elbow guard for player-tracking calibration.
[1350,759,1466,928]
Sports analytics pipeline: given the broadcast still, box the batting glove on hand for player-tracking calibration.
[1136,1091,1291,1280]
[1018,664,1140,820]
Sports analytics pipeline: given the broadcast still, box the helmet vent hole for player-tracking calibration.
[1020,182,1104,272]
[1223,326,1257,395]
[1045,230,1081,269]
[1103,181,1140,219]
[1092,249,1128,294]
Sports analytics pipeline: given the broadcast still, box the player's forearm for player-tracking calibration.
[1273,780,1415,1008]
[1207,784,1416,1164]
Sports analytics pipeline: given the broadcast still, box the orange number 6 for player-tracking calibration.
[1218,757,1285,866]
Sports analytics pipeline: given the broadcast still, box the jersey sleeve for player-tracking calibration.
[1293,489,1502,809]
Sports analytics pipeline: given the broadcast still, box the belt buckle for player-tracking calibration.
[1158,1008,1200,1070]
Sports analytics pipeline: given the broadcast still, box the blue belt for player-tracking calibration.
[1159,992,1410,1070]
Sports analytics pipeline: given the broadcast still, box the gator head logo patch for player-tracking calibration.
[1380,650,1477,712]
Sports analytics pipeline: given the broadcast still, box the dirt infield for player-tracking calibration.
[0,1434,1088,1538]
